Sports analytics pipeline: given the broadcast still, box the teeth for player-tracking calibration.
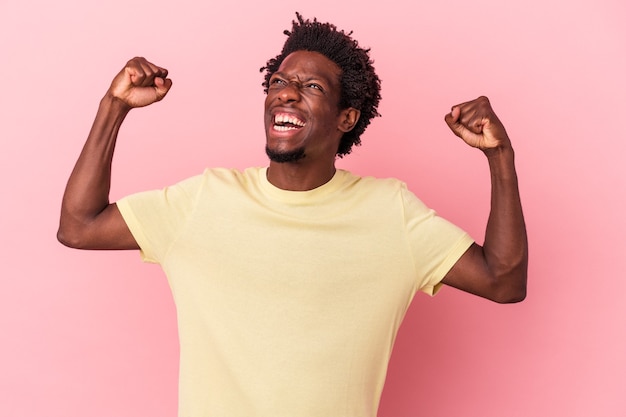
[274,125,298,131]
[274,113,305,127]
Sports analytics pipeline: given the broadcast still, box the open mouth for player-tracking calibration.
[273,113,306,131]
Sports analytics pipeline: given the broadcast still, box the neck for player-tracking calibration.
[266,161,336,191]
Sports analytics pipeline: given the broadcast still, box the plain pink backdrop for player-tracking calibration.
[2,0,625,416]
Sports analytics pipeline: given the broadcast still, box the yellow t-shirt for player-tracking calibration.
[117,167,473,417]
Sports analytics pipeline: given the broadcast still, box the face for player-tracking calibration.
[264,50,355,164]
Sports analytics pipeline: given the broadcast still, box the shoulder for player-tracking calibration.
[126,168,251,203]
[184,167,257,190]
[333,171,430,218]
[344,171,438,219]
[338,170,405,191]
[338,170,415,202]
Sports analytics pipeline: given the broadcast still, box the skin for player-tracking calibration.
[441,98,527,303]
[264,51,360,191]
[58,52,527,303]
[57,57,170,250]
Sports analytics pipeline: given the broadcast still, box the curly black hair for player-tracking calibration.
[261,12,382,157]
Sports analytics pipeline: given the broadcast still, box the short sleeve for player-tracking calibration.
[401,185,474,296]
[116,174,205,264]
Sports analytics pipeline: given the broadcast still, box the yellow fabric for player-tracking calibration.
[117,167,473,417]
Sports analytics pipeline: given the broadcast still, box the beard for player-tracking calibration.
[265,145,306,163]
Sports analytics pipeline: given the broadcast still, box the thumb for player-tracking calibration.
[444,106,483,148]
[154,77,173,101]
[444,106,465,139]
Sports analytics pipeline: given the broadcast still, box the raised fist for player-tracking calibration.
[444,96,511,152]
[107,57,173,109]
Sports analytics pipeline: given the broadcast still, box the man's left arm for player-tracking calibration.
[441,96,528,303]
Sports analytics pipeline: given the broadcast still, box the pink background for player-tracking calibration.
[2,0,625,416]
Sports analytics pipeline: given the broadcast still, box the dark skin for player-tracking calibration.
[58,53,527,303]
[442,100,527,303]
[264,51,360,190]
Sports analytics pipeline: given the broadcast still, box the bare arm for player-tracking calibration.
[57,57,173,249]
[440,96,528,303]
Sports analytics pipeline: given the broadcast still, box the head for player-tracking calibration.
[261,13,382,158]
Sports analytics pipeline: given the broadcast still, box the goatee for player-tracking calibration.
[265,146,306,163]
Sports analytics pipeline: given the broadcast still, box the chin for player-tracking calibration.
[265,145,306,163]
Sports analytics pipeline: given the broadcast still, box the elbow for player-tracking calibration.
[57,227,78,248]
[492,270,528,304]
[488,254,528,304]
[57,208,96,249]
[57,223,87,249]
[493,287,527,304]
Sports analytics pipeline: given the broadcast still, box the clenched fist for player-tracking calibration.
[445,96,511,152]
[107,57,173,110]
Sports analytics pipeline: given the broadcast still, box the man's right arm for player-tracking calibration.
[57,57,172,250]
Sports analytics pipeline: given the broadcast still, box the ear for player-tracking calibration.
[337,108,361,133]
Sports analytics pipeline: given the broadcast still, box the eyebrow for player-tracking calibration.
[271,71,334,86]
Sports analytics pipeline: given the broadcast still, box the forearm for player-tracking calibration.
[58,95,130,244]
[482,145,528,300]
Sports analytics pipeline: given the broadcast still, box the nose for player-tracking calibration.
[278,81,301,103]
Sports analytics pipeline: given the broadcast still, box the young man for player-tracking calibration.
[58,13,527,417]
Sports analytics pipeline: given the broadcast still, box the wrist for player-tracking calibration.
[484,145,518,180]
[483,143,515,160]
[100,92,132,116]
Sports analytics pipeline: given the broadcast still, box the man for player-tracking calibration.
[58,13,527,417]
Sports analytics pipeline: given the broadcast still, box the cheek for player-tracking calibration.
[318,104,342,128]
[263,96,273,123]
